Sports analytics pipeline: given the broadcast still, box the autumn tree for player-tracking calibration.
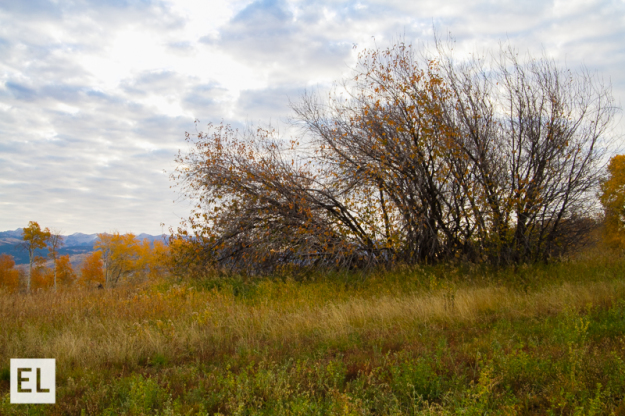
[137,238,170,280]
[174,39,617,271]
[79,251,105,287]
[22,221,51,292]
[95,232,141,287]
[31,256,53,291]
[0,254,20,293]
[600,155,625,250]
[89,234,170,286]
[47,229,64,291]
[55,255,76,287]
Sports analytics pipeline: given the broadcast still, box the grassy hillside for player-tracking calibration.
[1,252,625,415]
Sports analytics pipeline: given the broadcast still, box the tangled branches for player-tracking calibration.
[173,40,617,273]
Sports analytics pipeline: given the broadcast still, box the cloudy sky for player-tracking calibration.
[0,0,623,234]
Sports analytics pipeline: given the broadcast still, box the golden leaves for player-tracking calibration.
[600,155,625,250]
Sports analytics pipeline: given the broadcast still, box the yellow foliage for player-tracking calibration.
[600,155,625,249]
[95,232,141,287]
[95,232,171,286]
[167,236,206,277]
[137,239,170,280]
[23,221,51,292]
[22,221,51,251]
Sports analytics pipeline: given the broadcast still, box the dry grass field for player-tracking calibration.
[1,251,625,415]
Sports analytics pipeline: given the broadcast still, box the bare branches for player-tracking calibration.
[174,40,618,272]
[172,124,388,273]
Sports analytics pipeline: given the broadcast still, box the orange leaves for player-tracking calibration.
[55,255,76,287]
[31,256,53,291]
[91,233,172,286]
[0,254,20,293]
[79,251,104,287]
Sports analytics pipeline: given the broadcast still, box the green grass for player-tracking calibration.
[1,251,625,414]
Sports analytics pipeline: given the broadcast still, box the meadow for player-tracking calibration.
[1,251,625,415]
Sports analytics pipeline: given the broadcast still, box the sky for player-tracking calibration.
[0,0,624,235]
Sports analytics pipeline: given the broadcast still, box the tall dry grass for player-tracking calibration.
[1,262,624,377]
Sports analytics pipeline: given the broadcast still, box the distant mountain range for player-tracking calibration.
[0,229,167,265]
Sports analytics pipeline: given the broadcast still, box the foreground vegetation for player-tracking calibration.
[1,250,624,415]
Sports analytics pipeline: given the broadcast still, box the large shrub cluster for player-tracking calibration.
[174,41,616,273]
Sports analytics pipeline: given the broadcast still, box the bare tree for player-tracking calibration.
[47,229,64,291]
[435,42,616,263]
[172,124,387,274]
[174,39,618,272]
